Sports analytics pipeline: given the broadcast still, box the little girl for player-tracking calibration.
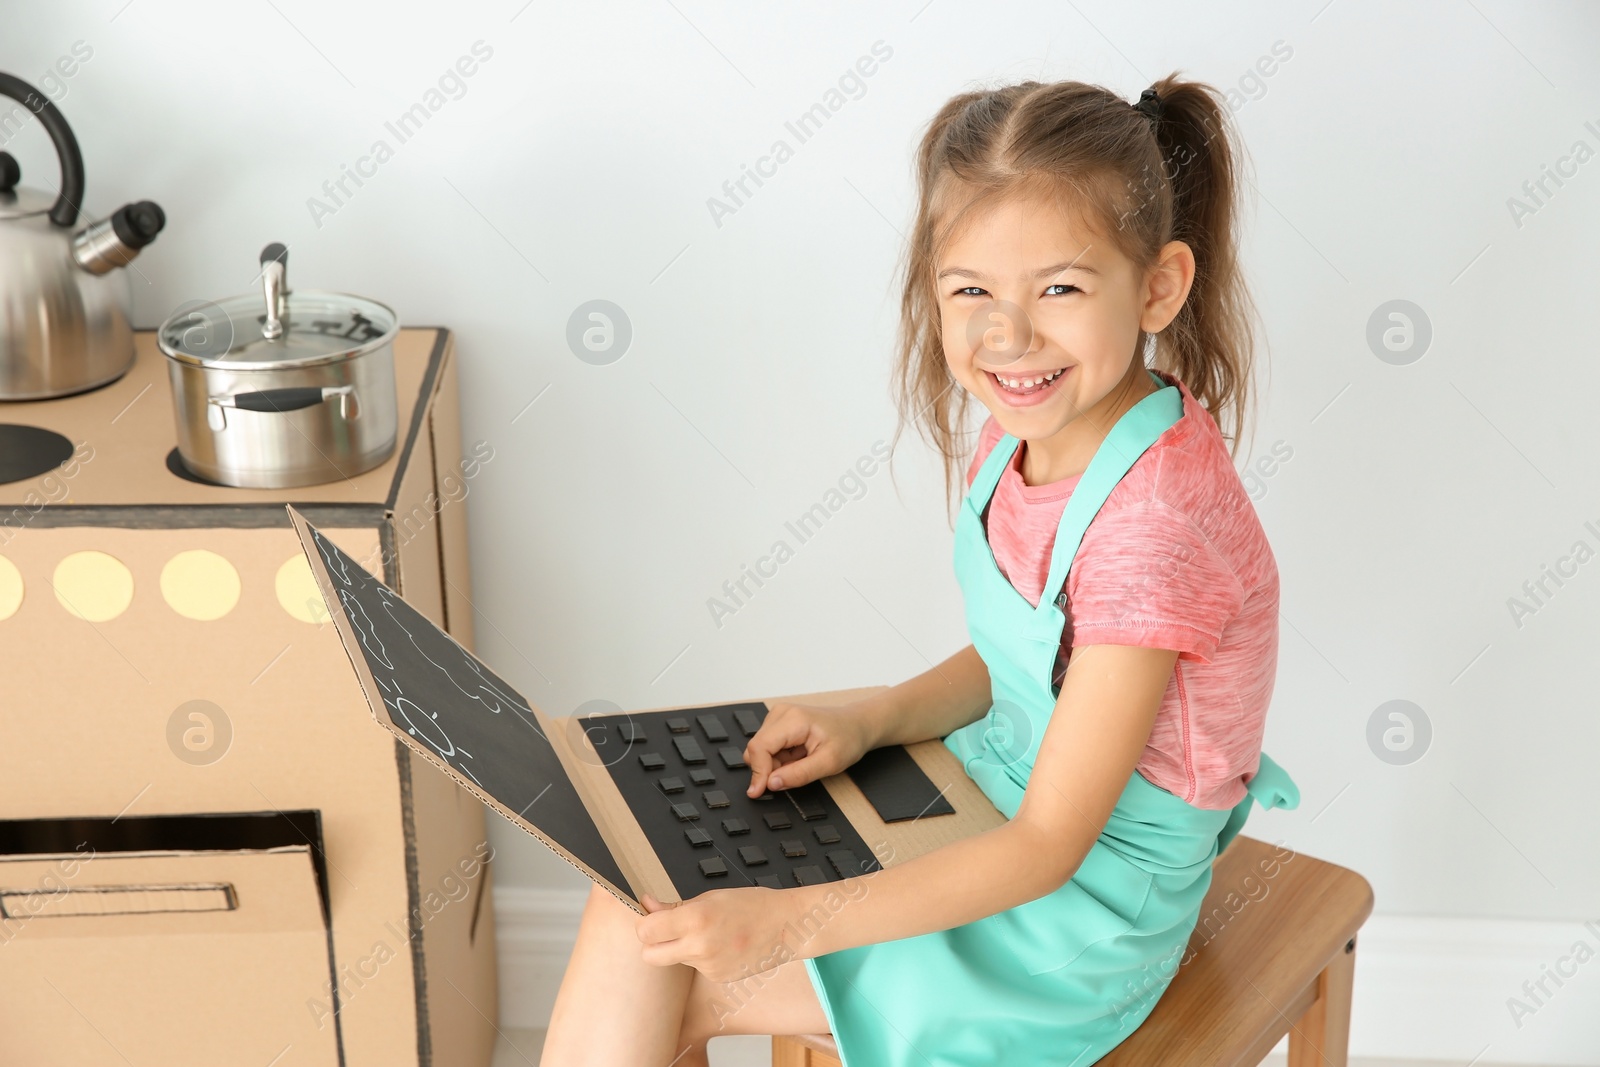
[543,73,1299,1066]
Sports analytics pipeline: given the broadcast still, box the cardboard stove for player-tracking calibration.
[0,329,496,1067]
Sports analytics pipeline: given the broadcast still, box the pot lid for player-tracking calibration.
[158,290,398,369]
[157,243,398,370]
[0,185,56,221]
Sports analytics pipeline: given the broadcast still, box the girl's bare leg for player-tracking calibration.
[542,884,697,1066]
[543,884,833,1066]
[677,954,831,1051]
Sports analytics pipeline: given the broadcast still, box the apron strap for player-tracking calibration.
[1215,751,1301,855]
[963,429,1021,519]
[1035,369,1180,621]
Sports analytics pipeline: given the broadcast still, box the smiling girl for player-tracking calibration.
[542,73,1299,1066]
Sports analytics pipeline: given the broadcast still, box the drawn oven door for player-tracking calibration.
[0,815,341,1067]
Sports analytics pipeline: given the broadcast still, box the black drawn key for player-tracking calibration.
[719,746,747,770]
[685,828,712,847]
[780,839,807,858]
[793,865,828,886]
[671,803,700,822]
[789,783,829,820]
[763,811,792,831]
[813,824,841,845]
[699,856,728,878]
[689,768,716,786]
[755,874,784,889]
[697,713,729,742]
[826,849,866,878]
[618,723,645,744]
[639,752,666,770]
[673,736,706,764]
[737,845,768,866]
[721,817,750,836]
[702,790,730,809]
[666,717,691,733]
[733,708,762,736]
[657,776,685,794]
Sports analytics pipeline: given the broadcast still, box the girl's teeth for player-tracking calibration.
[998,368,1064,389]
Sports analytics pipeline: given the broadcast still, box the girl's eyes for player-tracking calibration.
[951,284,1081,297]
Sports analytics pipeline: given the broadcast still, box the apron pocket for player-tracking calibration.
[987,843,1154,977]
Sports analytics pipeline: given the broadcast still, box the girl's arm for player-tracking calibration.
[794,643,1177,959]
[855,643,994,749]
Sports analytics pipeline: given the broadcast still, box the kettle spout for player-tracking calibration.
[72,200,166,275]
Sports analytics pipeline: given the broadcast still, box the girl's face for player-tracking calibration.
[936,194,1190,453]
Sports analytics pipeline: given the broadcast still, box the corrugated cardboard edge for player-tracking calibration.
[286,504,645,920]
[539,708,678,912]
[422,331,477,653]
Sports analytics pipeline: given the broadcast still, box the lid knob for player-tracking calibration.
[260,242,289,341]
[0,152,18,195]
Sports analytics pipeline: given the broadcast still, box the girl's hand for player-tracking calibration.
[744,700,874,797]
[636,888,803,982]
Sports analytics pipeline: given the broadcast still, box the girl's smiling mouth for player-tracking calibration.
[984,365,1071,406]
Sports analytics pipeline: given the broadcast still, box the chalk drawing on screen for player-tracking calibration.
[300,520,637,902]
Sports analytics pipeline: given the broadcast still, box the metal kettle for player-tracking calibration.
[0,72,165,400]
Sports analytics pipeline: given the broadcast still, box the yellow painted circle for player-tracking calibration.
[53,550,134,621]
[276,554,329,624]
[160,550,241,621]
[0,555,22,620]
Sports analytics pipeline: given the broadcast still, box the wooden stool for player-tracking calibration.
[773,835,1374,1067]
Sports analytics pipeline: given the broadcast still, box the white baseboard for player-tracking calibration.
[492,888,1600,1066]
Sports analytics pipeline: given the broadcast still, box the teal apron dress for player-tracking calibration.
[804,371,1299,1066]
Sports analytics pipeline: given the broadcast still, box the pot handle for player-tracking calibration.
[0,73,87,228]
[212,385,358,418]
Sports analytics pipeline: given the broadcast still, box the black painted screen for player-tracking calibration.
[303,522,634,900]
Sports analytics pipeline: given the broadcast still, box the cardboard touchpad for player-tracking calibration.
[847,745,957,822]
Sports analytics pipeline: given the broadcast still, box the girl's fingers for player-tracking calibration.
[744,712,812,794]
[762,749,830,789]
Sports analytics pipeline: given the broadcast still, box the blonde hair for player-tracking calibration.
[890,73,1265,517]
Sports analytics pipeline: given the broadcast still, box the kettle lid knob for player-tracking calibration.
[0,153,17,195]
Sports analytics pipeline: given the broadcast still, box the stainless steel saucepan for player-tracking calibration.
[157,243,399,488]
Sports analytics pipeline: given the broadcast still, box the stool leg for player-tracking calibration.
[773,1035,843,1067]
[773,1035,807,1067]
[1288,937,1356,1067]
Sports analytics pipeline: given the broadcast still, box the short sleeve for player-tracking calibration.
[965,416,1006,489]
[1066,499,1246,663]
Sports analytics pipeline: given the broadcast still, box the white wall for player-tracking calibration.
[6,2,1598,1062]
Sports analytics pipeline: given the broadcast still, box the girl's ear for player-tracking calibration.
[1142,240,1196,333]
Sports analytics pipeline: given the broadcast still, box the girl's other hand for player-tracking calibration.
[744,700,873,797]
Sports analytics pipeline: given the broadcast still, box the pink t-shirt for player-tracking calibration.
[965,368,1279,810]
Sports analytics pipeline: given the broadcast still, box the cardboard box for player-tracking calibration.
[0,329,496,1066]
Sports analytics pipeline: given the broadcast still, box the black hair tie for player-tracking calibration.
[1133,87,1164,126]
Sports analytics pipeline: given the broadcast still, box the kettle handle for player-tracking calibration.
[0,73,86,228]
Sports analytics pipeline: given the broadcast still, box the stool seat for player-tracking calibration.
[772,835,1374,1067]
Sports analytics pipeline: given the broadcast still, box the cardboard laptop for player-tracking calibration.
[286,505,1004,915]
